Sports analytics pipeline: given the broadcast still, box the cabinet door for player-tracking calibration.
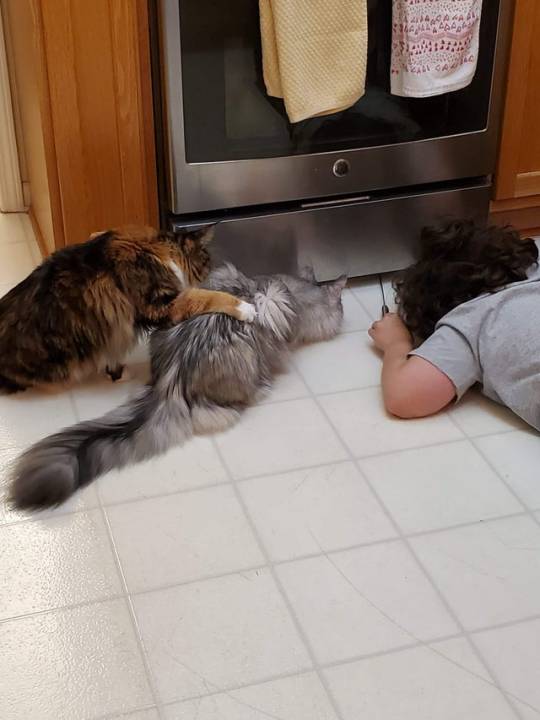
[19,0,158,250]
[495,0,540,201]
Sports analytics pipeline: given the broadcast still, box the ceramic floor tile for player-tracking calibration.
[0,389,77,450]
[325,645,514,720]
[258,365,309,404]
[2,220,538,719]
[98,437,228,505]
[450,390,528,436]
[320,387,462,458]
[109,711,159,720]
[411,516,540,630]
[476,431,540,510]
[349,275,395,321]
[473,619,540,712]
[107,485,264,592]
[360,441,521,533]
[429,637,491,682]
[512,700,540,719]
[294,332,381,394]
[340,288,373,333]
[215,399,346,479]
[163,673,338,720]
[0,213,28,245]
[0,242,35,284]
[0,445,99,523]
[0,509,121,620]
[133,569,311,703]
[0,599,152,720]
[71,372,147,421]
[239,462,396,562]
[276,543,458,665]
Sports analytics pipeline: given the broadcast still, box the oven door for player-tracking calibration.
[160,0,512,214]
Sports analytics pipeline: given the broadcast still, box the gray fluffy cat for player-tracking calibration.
[9,264,346,510]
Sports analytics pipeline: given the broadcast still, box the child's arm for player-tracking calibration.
[368,314,456,418]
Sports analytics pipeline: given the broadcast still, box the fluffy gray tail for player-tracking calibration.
[8,385,192,510]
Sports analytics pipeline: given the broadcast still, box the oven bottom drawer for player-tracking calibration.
[171,181,491,280]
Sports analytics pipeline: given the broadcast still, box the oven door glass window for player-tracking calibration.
[179,0,499,163]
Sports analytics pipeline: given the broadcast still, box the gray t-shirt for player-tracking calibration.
[411,253,540,430]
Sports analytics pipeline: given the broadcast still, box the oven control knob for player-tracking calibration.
[333,159,350,177]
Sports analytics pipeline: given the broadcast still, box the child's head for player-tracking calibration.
[394,220,538,342]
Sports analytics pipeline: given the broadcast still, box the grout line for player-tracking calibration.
[2,437,476,530]
[0,593,125,626]
[304,380,529,719]
[210,434,348,720]
[470,432,540,532]
[98,474,233,511]
[0,482,530,564]
[465,429,540,718]
[119,562,269,600]
[156,669,326,717]
[94,705,159,720]
[450,424,524,441]
[98,497,164,718]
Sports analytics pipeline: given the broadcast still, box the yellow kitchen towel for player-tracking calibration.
[259,0,368,123]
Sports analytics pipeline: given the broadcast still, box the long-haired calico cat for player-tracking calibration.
[0,225,254,392]
[9,264,346,510]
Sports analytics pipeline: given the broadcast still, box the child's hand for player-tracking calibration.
[368,313,412,352]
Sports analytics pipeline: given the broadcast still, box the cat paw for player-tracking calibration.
[237,301,257,322]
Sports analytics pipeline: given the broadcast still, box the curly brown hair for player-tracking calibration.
[393,220,538,343]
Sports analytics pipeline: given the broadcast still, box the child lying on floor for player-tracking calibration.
[368,220,540,431]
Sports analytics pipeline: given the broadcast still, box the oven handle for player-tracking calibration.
[301,195,371,209]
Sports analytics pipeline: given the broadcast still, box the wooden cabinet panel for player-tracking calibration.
[4,0,158,251]
[494,0,540,201]
[517,6,540,178]
[38,0,158,246]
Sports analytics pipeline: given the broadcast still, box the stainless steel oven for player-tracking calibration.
[157,0,513,278]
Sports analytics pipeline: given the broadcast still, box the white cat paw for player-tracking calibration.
[237,301,257,322]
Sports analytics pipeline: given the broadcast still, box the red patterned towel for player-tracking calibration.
[391,0,483,97]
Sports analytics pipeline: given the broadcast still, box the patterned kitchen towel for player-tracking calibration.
[391,0,483,97]
[259,0,368,123]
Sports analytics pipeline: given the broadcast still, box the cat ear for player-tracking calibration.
[326,274,348,300]
[191,225,215,246]
[171,225,215,254]
[299,265,316,283]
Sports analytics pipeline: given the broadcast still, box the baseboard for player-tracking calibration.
[28,207,47,258]
[489,198,540,236]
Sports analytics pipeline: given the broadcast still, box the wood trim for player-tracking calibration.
[0,8,24,211]
[108,0,158,225]
[494,0,535,200]
[489,202,540,235]
[490,195,540,212]
[30,0,65,250]
[136,0,159,226]
[28,206,47,259]
[515,171,540,198]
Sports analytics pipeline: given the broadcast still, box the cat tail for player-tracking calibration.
[8,385,192,510]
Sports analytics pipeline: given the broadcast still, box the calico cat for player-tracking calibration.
[9,264,346,510]
[0,225,254,392]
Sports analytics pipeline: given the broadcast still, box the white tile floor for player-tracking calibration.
[1,212,540,719]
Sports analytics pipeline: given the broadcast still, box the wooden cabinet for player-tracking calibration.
[491,0,540,233]
[2,0,157,253]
